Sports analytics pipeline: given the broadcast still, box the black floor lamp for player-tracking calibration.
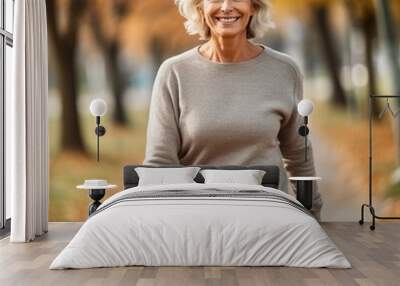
[359,94,400,230]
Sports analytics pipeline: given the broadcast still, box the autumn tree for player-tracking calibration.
[375,0,400,163]
[311,3,347,107]
[120,0,199,78]
[345,0,380,117]
[46,0,87,152]
[89,0,133,126]
[273,0,348,107]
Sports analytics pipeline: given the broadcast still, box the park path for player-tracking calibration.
[310,130,372,222]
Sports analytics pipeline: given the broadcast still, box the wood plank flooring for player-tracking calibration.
[0,222,399,286]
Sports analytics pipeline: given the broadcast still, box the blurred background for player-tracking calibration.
[46,0,400,222]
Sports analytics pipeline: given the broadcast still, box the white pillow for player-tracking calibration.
[200,169,266,185]
[135,167,201,186]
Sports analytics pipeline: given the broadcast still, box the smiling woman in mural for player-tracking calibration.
[143,0,323,219]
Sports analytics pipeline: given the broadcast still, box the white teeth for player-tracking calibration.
[216,17,240,23]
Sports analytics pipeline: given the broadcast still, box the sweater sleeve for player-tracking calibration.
[277,67,323,220]
[143,61,181,165]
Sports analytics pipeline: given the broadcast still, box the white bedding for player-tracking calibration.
[50,183,351,269]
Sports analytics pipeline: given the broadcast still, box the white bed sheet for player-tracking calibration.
[50,183,351,269]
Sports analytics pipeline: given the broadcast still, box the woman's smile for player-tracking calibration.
[214,16,241,24]
[202,0,253,38]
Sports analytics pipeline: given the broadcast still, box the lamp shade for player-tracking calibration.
[90,99,107,117]
[297,99,314,116]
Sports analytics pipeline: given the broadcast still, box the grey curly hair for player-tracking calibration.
[175,0,275,40]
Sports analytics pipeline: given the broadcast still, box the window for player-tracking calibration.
[1,0,14,233]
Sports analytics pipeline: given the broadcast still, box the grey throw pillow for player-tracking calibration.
[135,167,201,186]
[200,169,266,185]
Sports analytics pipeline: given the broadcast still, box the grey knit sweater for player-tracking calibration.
[143,44,322,215]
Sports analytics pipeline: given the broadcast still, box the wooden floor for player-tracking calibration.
[0,222,399,286]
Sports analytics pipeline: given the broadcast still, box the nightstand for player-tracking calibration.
[77,180,117,215]
[289,176,321,210]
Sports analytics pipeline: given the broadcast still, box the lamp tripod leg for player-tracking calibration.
[359,204,365,225]
[370,206,376,230]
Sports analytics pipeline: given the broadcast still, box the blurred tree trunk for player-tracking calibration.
[105,43,128,125]
[312,4,347,107]
[89,1,129,126]
[90,18,128,126]
[375,0,400,163]
[375,0,400,94]
[345,0,380,118]
[46,0,87,152]
[361,9,380,119]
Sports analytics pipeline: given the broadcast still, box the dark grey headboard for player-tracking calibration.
[123,165,280,190]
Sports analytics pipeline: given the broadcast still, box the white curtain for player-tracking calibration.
[8,0,49,242]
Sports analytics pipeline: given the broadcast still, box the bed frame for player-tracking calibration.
[123,165,280,190]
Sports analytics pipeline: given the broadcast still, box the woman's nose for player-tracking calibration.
[220,0,234,12]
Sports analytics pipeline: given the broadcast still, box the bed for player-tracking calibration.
[49,164,351,269]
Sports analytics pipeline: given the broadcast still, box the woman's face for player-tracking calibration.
[201,0,255,39]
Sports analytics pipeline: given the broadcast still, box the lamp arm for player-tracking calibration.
[305,115,308,162]
[297,116,309,162]
[97,117,100,162]
[94,116,106,162]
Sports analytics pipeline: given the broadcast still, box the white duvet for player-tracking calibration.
[50,183,351,269]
